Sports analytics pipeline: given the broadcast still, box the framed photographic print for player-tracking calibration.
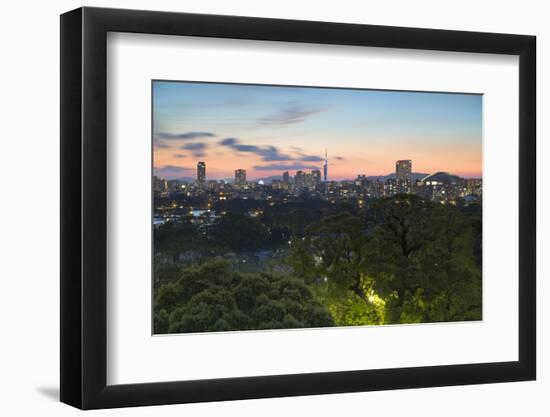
[60,7,536,409]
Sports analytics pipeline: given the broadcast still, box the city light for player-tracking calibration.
[153,156,482,229]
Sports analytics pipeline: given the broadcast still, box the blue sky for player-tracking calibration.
[153,81,482,180]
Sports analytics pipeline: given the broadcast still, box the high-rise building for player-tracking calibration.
[282,171,290,184]
[355,174,368,188]
[396,160,412,194]
[311,169,321,185]
[153,175,168,192]
[323,149,328,182]
[235,169,247,187]
[385,178,397,196]
[304,172,314,189]
[396,160,412,181]
[369,179,384,198]
[295,170,305,190]
[208,180,220,191]
[281,171,290,190]
[271,179,282,190]
[465,178,483,197]
[197,161,206,188]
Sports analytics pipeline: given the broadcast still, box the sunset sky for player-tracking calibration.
[153,81,482,181]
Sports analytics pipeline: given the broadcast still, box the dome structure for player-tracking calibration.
[421,171,463,184]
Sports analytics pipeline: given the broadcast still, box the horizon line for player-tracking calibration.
[154,172,483,181]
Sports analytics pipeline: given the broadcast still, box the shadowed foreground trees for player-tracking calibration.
[153,195,482,333]
[211,212,269,251]
[366,195,481,323]
[287,195,482,326]
[154,260,334,333]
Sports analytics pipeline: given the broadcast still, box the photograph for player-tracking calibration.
[52,4,539,412]
[152,81,483,334]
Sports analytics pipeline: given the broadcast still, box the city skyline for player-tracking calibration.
[155,157,479,184]
[154,157,482,205]
[153,81,482,180]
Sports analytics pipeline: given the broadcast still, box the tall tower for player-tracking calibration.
[323,149,328,182]
[235,169,247,187]
[396,160,412,181]
[282,171,290,184]
[396,160,412,194]
[295,170,305,190]
[197,161,206,188]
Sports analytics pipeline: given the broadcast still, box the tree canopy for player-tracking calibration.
[154,260,334,333]
[154,195,482,333]
[211,212,269,251]
[286,195,482,326]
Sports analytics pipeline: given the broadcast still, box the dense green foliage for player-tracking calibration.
[154,220,200,258]
[287,195,482,325]
[154,261,334,333]
[211,213,269,251]
[154,195,482,333]
[366,195,481,323]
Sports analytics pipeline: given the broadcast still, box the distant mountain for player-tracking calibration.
[366,172,430,181]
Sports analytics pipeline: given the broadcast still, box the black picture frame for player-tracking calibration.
[60,6,536,410]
